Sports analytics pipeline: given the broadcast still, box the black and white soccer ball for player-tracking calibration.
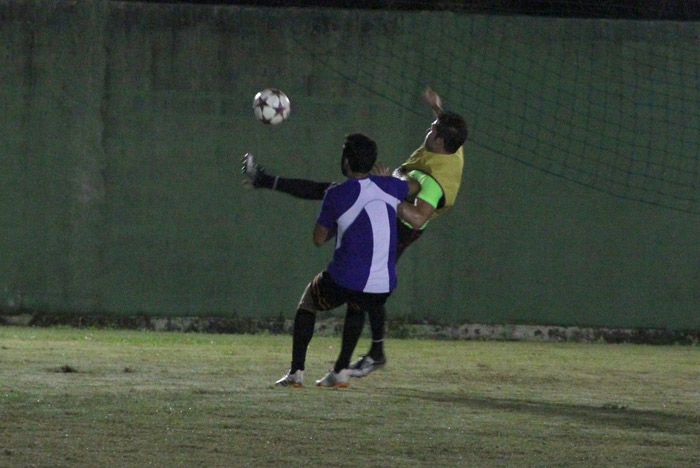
[252,88,291,125]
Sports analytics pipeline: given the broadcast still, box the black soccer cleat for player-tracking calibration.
[348,355,386,378]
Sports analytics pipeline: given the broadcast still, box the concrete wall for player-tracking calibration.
[0,1,698,329]
[1,1,107,313]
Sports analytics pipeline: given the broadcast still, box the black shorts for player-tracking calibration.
[396,220,423,260]
[298,271,390,313]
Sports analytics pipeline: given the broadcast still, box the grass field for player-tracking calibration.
[0,326,698,467]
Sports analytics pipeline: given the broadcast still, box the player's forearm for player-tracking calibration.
[397,202,429,230]
[313,224,330,246]
[429,102,443,117]
[423,87,444,117]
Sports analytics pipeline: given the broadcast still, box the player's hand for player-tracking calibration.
[405,177,421,201]
[371,162,391,176]
[423,86,443,114]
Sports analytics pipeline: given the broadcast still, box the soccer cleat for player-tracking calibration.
[315,369,350,388]
[241,153,264,188]
[274,369,303,388]
[348,355,386,378]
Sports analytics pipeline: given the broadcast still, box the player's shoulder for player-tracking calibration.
[324,180,353,192]
[367,174,394,185]
[324,178,360,200]
[324,181,341,193]
[330,178,359,191]
[369,174,409,195]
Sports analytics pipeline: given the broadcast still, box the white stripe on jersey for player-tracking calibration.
[363,200,391,292]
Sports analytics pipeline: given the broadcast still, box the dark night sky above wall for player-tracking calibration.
[122,0,700,21]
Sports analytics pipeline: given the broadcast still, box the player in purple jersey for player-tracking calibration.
[274,134,408,388]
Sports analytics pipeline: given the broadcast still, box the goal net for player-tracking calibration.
[293,3,700,214]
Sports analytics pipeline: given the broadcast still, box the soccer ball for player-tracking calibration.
[253,88,291,125]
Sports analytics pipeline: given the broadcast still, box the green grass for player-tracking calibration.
[1,326,698,467]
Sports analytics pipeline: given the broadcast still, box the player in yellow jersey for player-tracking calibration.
[389,87,466,236]
[242,87,468,377]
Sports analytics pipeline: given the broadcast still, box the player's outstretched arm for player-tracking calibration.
[397,199,434,230]
[241,153,331,200]
[423,86,444,117]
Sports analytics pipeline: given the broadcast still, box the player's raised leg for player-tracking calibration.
[240,153,332,199]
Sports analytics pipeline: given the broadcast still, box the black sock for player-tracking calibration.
[255,170,330,200]
[367,305,386,360]
[253,170,277,189]
[334,307,365,373]
[291,309,316,372]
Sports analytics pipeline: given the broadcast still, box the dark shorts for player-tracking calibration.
[396,220,424,260]
[298,271,390,314]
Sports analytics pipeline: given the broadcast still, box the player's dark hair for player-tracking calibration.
[343,133,377,173]
[436,111,468,153]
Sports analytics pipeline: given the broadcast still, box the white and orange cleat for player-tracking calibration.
[274,369,303,388]
[315,369,350,388]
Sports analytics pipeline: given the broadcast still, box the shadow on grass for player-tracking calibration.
[395,389,700,436]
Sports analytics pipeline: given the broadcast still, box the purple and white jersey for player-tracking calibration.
[317,175,409,293]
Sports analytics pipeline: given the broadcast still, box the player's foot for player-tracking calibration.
[348,355,386,378]
[241,153,264,188]
[315,369,350,388]
[274,369,303,387]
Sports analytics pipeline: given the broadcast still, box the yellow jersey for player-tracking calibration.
[399,145,464,220]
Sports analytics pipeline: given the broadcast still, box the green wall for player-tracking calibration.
[1,1,698,329]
